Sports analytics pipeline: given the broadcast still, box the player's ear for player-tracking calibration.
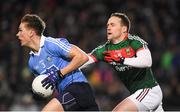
[29,29,35,38]
[122,26,127,33]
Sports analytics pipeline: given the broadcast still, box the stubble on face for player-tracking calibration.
[107,17,123,41]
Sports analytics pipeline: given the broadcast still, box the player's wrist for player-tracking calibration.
[56,70,64,79]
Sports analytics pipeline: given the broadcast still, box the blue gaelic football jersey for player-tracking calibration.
[28,35,88,91]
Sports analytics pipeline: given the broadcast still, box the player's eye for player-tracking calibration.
[111,23,115,27]
[18,28,22,32]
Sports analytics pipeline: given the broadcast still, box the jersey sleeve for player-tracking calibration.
[90,45,105,62]
[45,38,72,58]
[130,39,148,51]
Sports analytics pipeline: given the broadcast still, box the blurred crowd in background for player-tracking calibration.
[0,0,179,111]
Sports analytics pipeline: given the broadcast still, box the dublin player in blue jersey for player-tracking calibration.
[16,14,99,111]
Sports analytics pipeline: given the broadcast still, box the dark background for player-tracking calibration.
[0,0,179,111]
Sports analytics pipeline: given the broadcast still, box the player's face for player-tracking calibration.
[107,16,125,41]
[16,22,32,46]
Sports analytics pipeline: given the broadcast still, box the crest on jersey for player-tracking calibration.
[126,48,130,56]
[47,56,52,62]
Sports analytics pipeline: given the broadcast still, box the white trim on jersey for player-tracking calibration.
[40,35,46,47]
[124,48,152,68]
[29,35,46,56]
[46,38,71,53]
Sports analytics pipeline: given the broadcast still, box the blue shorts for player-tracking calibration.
[56,82,99,111]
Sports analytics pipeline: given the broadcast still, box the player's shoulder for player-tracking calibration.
[43,36,72,55]
[44,37,70,49]
[44,37,58,50]
[45,36,69,45]
[128,34,148,50]
[128,34,148,45]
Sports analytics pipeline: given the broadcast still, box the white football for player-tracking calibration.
[32,75,53,98]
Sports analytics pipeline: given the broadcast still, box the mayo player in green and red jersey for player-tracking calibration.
[81,13,163,111]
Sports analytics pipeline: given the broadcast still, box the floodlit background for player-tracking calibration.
[0,0,179,111]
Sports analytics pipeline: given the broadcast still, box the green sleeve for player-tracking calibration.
[130,40,148,51]
[90,45,106,61]
[128,35,148,51]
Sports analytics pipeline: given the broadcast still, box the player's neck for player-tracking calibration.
[112,32,128,44]
[30,36,41,53]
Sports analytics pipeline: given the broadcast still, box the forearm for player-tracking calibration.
[124,48,152,68]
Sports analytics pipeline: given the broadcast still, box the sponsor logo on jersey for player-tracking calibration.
[114,65,132,72]
[110,62,132,71]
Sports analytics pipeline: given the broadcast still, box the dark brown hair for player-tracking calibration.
[111,12,130,32]
[21,14,46,36]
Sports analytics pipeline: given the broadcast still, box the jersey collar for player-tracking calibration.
[29,35,45,55]
[40,35,45,47]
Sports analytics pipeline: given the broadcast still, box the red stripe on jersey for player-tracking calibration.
[89,54,98,62]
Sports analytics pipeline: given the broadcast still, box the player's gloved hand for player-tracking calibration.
[103,50,125,64]
[103,50,122,61]
[103,47,135,64]
[41,69,63,90]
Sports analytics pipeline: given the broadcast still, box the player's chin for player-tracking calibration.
[20,42,26,46]
[20,42,24,46]
[107,36,112,41]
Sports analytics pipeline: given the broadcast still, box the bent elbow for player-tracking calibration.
[80,54,89,64]
[84,55,89,63]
